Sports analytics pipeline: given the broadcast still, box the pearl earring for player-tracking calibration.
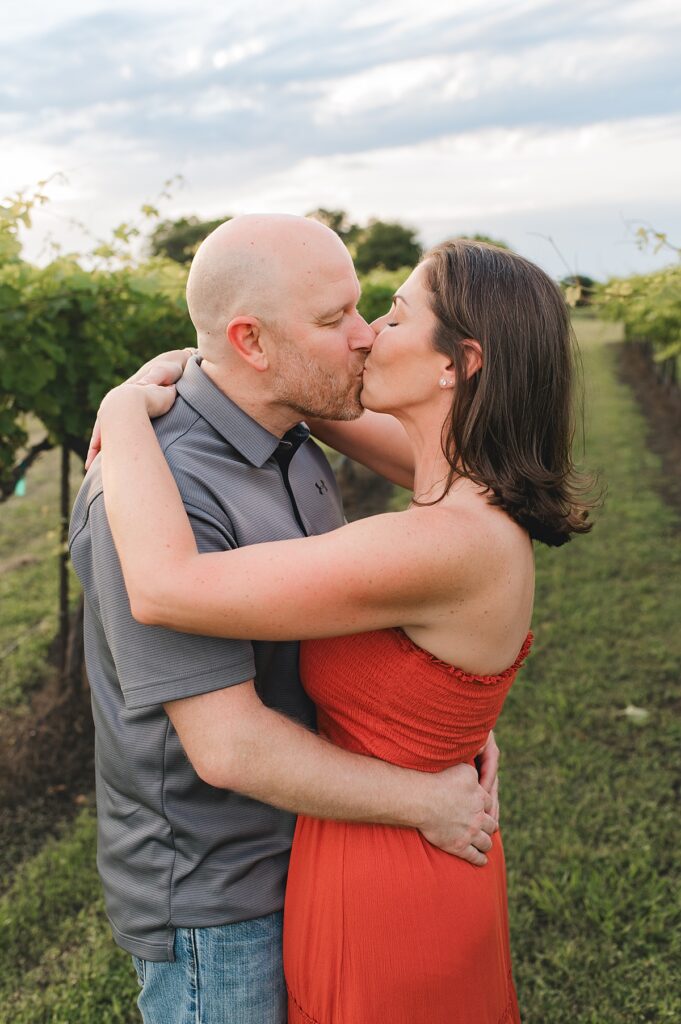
[439,377,450,388]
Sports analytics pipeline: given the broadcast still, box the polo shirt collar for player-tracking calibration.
[176,356,309,468]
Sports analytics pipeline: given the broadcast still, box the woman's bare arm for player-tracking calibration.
[99,386,475,642]
[307,411,415,490]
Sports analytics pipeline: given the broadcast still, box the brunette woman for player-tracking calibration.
[96,238,593,1024]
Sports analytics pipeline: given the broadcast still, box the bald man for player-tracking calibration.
[70,215,499,1024]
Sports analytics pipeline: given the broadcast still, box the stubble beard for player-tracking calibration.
[271,341,365,421]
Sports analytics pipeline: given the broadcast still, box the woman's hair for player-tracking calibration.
[420,238,599,546]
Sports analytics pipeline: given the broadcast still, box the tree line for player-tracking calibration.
[149,207,509,273]
[598,228,681,389]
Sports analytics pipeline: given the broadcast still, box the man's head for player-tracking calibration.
[186,214,374,421]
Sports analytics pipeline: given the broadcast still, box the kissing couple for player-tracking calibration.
[70,214,592,1024]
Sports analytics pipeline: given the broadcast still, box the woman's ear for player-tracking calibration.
[443,339,483,383]
[226,317,269,371]
[462,339,483,380]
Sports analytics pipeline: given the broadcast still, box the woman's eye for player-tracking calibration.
[387,322,397,327]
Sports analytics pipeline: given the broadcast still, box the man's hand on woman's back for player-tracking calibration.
[417,762,497,866]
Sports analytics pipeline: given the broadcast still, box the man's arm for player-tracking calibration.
[165,681,496,865]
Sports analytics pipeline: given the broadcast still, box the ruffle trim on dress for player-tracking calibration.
[391,629,534,686]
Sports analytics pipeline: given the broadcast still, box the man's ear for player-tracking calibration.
[226,317,269,371]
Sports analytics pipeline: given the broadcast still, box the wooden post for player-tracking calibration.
[65,593,85,697]
[59,446,70,676]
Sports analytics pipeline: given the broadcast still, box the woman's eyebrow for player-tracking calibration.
[392,294,409,307]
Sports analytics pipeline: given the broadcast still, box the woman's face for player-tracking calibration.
[362,261,448,416]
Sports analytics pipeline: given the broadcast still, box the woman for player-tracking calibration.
[97,239,594,1023]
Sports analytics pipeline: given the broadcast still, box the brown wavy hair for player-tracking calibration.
[420,239,598,546]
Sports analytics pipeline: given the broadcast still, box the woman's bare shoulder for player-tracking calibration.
[402,490,532,581]
[406,485,528,538]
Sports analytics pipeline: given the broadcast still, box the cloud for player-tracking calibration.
[4,0,681,278]
[212,114,681,219]
[3,0,679,153]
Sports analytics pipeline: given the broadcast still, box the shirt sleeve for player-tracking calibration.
[71,491,256,710]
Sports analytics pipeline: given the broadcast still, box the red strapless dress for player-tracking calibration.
[283,627,533,1024]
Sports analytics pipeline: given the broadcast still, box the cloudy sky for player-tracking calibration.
[3,0,681,279]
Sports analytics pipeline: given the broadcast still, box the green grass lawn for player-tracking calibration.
[0,323,679,1023]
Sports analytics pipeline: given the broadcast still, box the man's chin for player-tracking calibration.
[295,395,364,422]
[326,402,364,422]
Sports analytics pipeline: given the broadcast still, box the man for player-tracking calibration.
[70,215,499,1024]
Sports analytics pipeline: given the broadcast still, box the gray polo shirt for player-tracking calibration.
[68,357,345,962]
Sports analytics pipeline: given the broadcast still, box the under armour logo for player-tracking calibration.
[315,480,329,495]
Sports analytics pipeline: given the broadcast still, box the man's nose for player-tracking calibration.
[349,314,376,351]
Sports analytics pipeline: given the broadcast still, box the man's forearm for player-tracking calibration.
[184,693,433,830]
[167,681,494,861]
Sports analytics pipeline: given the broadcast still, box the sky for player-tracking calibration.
[3,0,681,280]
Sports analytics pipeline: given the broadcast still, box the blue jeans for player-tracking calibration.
[132,911,286,1024]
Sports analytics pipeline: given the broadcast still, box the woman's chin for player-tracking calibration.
[359,390,391,415]
[359,377,394,415]
[359,386,377,413]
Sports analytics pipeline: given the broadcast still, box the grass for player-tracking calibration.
[0,322,679,1022]
[0,809,139,1024]
[500,321,681,1022]
[0,426,82,709]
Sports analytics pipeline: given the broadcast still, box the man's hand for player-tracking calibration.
[418,763,497,866]
[85,347,195,469]
[475,729,500,826]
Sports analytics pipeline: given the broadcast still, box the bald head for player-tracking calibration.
[186,214,353,361]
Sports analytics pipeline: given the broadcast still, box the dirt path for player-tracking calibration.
[617,341,681,524]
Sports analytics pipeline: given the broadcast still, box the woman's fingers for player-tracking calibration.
[129,348,196,385]
[476,730,500,793]
[85,417,102,470]
[137,361,185,387]
[84,350,194,471]
[85,378,179,471]
[133,382,178,419]
[490,776,500,827]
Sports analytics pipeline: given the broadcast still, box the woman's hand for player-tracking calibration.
[475,730,500,827]
[100,379,179,425]
[85,347,195,469]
